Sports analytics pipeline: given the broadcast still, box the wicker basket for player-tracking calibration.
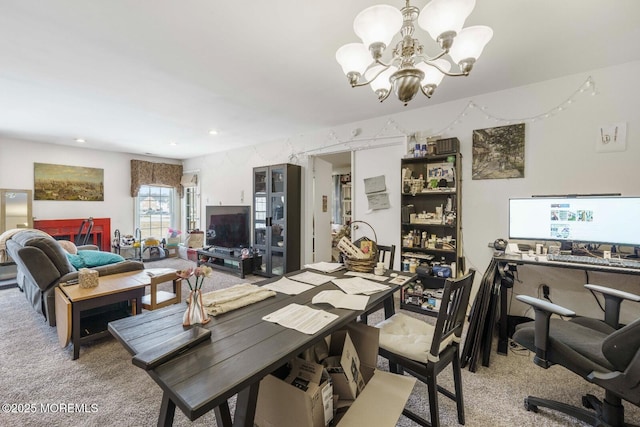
[341,221,378,273]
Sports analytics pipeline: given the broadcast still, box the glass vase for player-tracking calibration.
[183,289,210,326]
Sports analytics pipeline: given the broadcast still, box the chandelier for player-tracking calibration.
[335,0,493,105]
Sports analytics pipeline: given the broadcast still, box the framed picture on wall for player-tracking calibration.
[472,123,525,180]
[34,163,104,201]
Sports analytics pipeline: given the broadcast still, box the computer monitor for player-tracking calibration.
[509,196,640,248]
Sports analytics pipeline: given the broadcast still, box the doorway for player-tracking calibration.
[311,151,352,263]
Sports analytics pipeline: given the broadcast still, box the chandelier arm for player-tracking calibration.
[415,50,449,63]
[416,57,469,77]
[350,62,393,88]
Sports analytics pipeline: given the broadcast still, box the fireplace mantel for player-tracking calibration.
[34,218,111,252]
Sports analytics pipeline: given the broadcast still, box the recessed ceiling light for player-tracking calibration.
[169,141,177,146]
[208,129,218,136]
[75,138,85,143]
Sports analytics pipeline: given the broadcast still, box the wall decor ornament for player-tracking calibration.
[596,122,627,153]
[34,163,104,201]
[472,123,525,180]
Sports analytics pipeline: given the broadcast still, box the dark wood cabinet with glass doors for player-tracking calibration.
[253,163,301,277]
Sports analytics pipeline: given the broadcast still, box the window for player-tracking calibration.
[185,186,199,232]
[137,185,175,240]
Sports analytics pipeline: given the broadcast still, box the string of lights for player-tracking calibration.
[433,76,596,135]
[228,76,597,165]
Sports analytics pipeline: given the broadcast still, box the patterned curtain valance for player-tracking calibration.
[130,160,183,197]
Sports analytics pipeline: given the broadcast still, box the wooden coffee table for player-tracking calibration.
[55,270,150,360]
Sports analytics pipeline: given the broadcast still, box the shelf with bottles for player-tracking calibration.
[402,229,456,252]
[400,280,444,316]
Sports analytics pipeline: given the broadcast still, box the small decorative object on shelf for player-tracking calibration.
[166,228,182,247]
[178,266,213,326]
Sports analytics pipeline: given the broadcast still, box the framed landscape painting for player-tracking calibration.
[472,123,525,180]
[34,163,104,201]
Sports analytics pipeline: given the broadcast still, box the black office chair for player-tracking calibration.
[359,244,396,324]
[376,269,476,427]
[512,284,640,426]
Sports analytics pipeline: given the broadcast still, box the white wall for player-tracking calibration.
[184,60,640,301]
[0,138,180,235]
[2,60,638,310]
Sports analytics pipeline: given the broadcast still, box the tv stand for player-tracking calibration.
[196,249,260,279]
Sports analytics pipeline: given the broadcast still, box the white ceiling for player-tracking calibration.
[1,1,639,160]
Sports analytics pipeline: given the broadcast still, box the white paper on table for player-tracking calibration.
[331,277,390,295]
[312,290,370,310]
[263,276,314,295]
[262,303,338,335]
[288,271,336,286]
[303,262,345,273]
[344,271,389,282]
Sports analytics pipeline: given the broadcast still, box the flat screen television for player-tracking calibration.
[509,196,640,247]
[205,205,251,249]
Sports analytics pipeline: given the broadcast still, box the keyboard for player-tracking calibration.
[547,254,640,269]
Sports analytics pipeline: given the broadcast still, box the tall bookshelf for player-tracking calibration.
[400,144,463,314]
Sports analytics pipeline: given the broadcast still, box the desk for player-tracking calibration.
[464,254,640,371]
[496,255,640,355]
[108,268,411,427]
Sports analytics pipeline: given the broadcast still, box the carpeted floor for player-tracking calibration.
[1,257,638,426]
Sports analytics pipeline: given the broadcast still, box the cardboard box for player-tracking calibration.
[255,322,416,427]
[331,323,416,426]
[336,370,416,427]
[164,246,178,258]
[326,322,381,400]
[255,358,333,427]
[325,329,362,400]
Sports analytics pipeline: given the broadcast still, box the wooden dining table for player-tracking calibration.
[108,268,412,427]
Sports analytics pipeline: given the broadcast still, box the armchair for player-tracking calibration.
[512,284,640,426]
[375,269,476,427]
[6,230,144,326]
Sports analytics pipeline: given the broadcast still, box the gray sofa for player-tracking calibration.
[6,230,144,326]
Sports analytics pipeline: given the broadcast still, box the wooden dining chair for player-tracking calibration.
[377,244,396,270]
[359,244,396,324]
[376,269,476,427]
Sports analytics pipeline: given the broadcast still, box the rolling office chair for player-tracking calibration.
[513,284,640,426]
[359,244,396,324]
[376,269,476,427]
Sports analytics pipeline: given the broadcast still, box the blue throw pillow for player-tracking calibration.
[66,253,86,269]
[66,250,125,269]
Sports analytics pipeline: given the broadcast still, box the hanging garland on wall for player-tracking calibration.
[433,76,596,136]
[220,76,597,166]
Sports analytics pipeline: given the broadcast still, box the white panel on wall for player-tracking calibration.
[352,141,404,271]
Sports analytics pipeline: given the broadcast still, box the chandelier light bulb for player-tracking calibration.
[448,25,493,73]
[417,58,452,87]
[353,4,403,51]
[366,65,398,93]
[336,43,371,77]
[418,0,476,47]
